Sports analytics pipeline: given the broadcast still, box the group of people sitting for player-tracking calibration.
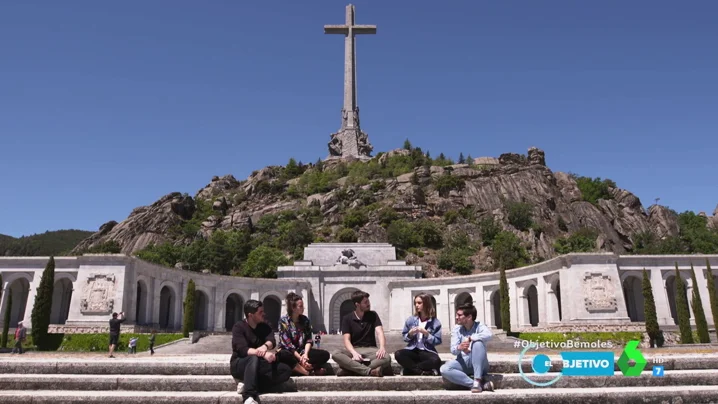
[230,290,494,404]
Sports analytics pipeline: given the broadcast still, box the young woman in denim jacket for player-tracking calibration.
[394,293,442,375]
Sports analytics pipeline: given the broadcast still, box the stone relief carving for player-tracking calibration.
[582,272,618,312]
[80,273,116,314]
[357,131,373,156]
[335,248,365,268]
[328,133,343,156]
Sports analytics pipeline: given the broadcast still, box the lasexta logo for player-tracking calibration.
[617,340,647,376]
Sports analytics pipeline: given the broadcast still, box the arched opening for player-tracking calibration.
[665,276,678,324]
[159,286,176,329]
[194,290,209,331]
[455,292,473,308]
[338,299,355,332]
[262,296,282,332]
[525,285,539,327]
[622,276,645,322]
[135,280,148,325]
[330,288,361,332]
[8,278,30,326]
[50,278,73,324]
[548,280,562,323]
[225,293,244,331]
[491,291,502,329]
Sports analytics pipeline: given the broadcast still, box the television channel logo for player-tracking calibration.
[518,339,648,386]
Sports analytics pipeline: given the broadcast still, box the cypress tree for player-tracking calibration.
[499,267,511,333]
[31,256,55,350]
[1,290,11,348]
[705,259,718,338]
[182,279,196,338]
[690,263,711,343]
[642,268,662,347]
[675,262,693,344]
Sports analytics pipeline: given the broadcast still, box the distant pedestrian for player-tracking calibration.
[108,312,126,358]
[149,330,156,356]
[12,321,27,354]
[128,337,138,354]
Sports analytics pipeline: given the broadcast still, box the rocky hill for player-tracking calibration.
[71,146,718,277]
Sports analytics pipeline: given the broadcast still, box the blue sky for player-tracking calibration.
[1,1,717,238]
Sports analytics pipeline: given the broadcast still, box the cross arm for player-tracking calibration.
[324,25,349,34]
[353,25,377,34]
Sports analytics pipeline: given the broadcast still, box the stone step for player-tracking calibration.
[1,370,718,392]
[2,356,716,375]
[2,386,718,403]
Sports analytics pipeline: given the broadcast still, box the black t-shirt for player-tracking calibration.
[231,320,275,361]
[109,317,125,335]
[341,310,382,348]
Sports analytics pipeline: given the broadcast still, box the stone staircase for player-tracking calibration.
[2,353,718,403]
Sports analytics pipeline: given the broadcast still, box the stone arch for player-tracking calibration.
[7,277,30,326]
[135,279,149,325]
[490,290,502,330]
[159,285,177,330]
[622,275,644,322]
[194,288,210,331]
[50,278,73,324]
[454,291,473,308]
[522,284,539,327]
[225,293,244,331]
[262,294,282,332]
[330,288,361,333]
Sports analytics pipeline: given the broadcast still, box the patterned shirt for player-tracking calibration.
[278,314,314,354]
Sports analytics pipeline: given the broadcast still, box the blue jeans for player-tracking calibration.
[440,340,489,388]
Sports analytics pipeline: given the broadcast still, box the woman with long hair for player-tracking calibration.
[394,293,443,375]
[277,292,330,375]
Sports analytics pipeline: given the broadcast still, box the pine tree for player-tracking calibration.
[466,154,473,166]
[641,268,662,347]
[182,279,196,338]
[705,259,718,337]
[1,290,11,348]
[690,263,710,343]
[499,267,511,333]
[31,256,55,350]
[403,139,412,150]
[458,153,465,164]
[675,263,693,344]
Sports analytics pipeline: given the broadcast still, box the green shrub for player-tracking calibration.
[433,174,464,197]
[491,231,529,270]
[642,268,663,347]
[31,257,55,350]
[554,228,597,254]
[574,176,615,205]
[182,280,196,338]
[337,228,358,242]
[505,201,533,231]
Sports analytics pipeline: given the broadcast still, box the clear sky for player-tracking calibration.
[1,1,717,238]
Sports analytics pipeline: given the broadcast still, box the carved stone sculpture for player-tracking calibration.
[582,272,618,312]
[80,273,116,314]
[335,248,365,268]
[328,134,343,157]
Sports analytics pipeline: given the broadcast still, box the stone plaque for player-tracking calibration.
[582,272,618,312]
[80,274,116,314]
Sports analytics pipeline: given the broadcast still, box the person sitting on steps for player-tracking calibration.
[230,300,292,404]
[276,292,330,376]
[331,290,391,377]
[394,293,442,376]
[440,303,495,393]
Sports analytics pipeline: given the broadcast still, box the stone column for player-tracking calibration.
[651,269,672,325]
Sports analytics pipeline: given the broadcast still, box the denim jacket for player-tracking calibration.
[450,321,492,357]
[400,315,442,353]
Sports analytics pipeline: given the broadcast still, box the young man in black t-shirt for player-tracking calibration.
[331,290,392,376]
[230,299,292,404]
[108,312,125,358]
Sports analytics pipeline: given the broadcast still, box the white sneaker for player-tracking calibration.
[236,382,244,394]
[243,397,258,404]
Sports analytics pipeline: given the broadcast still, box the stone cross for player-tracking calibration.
[324,4,375,160]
